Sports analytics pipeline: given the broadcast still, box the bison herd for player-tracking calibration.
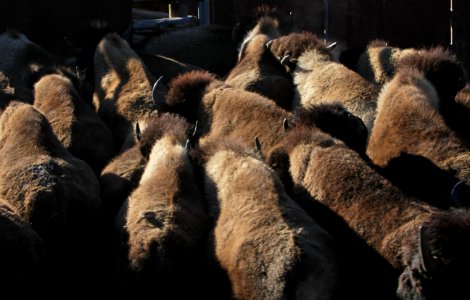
[1,6,470,299]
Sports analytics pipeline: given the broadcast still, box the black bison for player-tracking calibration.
[225,10,294,110]
[115,113,208,297]
[138,25,238,77]
[93,33,158,152]
[201,140,338,300]
[34,74,114,174]
[268,32,380,130]
[268,108,470,299]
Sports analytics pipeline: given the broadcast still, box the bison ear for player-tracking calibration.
[135,123,142,142]
[450,181,470,208]
[418,225,440,276]
[152,76,167,107]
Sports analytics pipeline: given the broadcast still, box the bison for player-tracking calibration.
[268,108,470,299]
[93,33,158,152]
[34,74,114,174]
[115,113,208,297]
[367,68,470,181]
[225,10,294,110]
[155,70,292,159]
[0,101,101,290]
[201,140,338,300]
[268,32,380,130]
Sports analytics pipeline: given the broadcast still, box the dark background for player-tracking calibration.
[0,0,468,70]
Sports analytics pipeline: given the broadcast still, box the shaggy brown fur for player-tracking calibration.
[367,68,470,180]
[0,72,33,113]
[0,102,101,289]
[0,200,45,291]
[225,14,294,110]
[396,47,467,104]
[269,121,470,299]
[202,140,338,300]
[34,74,114,174]
[116,114,208,297]
[356,40,418,84]
[0,102,100,233]
[161,70,292,158]
[397,209,470,299]
[93,33,158,152]
[269,32,380,131]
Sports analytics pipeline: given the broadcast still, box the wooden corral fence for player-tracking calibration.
[214,0,470,71]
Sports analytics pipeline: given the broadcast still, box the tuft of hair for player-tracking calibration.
[368,39,389,48]
[139,113,191,159]
[164,70,217,121]
[294,102,369,153]
[397,47,467,102]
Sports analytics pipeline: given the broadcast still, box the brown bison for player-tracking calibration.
[356,40,418,85]
[156,70,292,159]
[116,113,208,297]
[268,32,380,131]
[225,11,294,110]
[0,102,101,289]
[34,74,114,174]
[367,68,470,181]
[268,110,470,300]
[202,140,338,300]
[93,33,158,152]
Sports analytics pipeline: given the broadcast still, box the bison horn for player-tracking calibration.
[418,225,440,276]
[283,118,289,132]
[450,180,470,207]
[185,139,191,150]
[265,40,274,49]
[192,120,199,137]
[255,137,262,153]
[152,76,164,105]
[135,123,142,142]
[326,42,337,50]
[280,55,291,66]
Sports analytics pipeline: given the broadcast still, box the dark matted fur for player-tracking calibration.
[34,74,114,174]
[269,32,380,131]
[294,102,368,154]
[0,200,45,291]
[368,68,470,180]
[269,121,470,299]
[116,114,208,297]
[0,30,78,91]
[203,140,338,299]
[93,33,157,152]
[162,70,292,158]
[225,13,294,110]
